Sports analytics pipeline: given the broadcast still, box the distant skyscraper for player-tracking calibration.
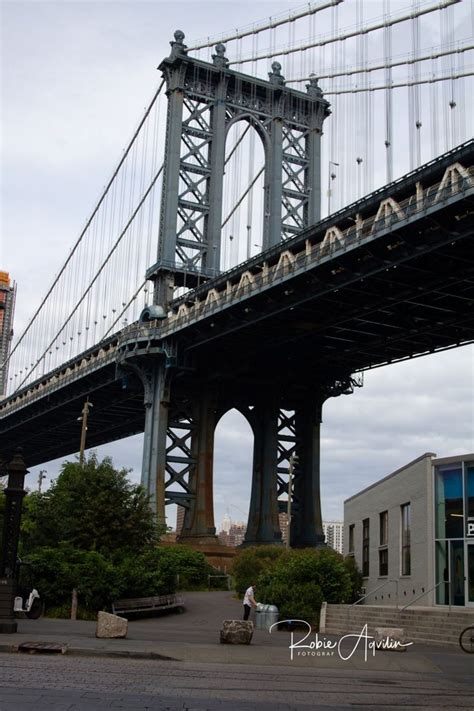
[221,512,231,534]
[323,521,344,554]
[218,520,246,547]
[0,272,16,398]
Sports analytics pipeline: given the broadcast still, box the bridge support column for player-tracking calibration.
[141,362,170,526]
[243,399,282,546]
[265,116,283,248]
[290,399,325,548]
[178,391,218,544]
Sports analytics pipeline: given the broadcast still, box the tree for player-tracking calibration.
[21,453,158,558]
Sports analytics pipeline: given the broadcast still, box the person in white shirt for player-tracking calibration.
[242,583,258,620]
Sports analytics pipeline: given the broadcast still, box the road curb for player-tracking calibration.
[69,647,181,661]
[0,643,180,662]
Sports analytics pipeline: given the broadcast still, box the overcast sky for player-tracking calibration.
[2,0,473,533]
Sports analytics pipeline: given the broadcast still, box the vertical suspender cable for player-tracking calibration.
[384,0,393,183]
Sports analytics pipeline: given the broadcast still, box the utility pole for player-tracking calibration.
[78,397,93,467]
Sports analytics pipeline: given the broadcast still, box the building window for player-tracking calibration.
[401,503,411,576]
[348,524,355,553]
[467,465,474,538]
[379,548,388,577]
[362,518,370,577]
[435,467,463,538]
[379,511,388,546]
[378,511,388,576]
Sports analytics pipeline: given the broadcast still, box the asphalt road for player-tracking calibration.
[1,592,472,710]
[0,653,473,711]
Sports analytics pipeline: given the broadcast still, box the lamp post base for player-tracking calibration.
[0,620,17,634]
[0,578,17,633]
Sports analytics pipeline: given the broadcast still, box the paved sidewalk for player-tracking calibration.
[0,592,471,677]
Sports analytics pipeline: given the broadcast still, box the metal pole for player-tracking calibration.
[37,470,46,493]
[286,453,295,549]
[0,449,28,633]
[327,161,339,216]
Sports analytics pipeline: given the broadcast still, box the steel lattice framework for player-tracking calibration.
[147,32,330,305]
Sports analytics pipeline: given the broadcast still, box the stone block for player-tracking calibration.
[96,611,128,639]
[374,626,410,652]
[220,619,253,645]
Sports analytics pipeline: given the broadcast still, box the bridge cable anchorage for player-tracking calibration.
[187,0,343,51]
[285,42,474,83]
[5,79,165,374]
[227,0,460,65]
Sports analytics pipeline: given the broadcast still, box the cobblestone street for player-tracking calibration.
[0,652,473,711]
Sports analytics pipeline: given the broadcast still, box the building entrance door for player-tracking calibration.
[466,542,474,607]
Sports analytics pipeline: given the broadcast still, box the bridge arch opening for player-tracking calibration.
[221,119,265,271]
[213,408,254,545]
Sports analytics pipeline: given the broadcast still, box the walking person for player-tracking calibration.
[242,582,258,620]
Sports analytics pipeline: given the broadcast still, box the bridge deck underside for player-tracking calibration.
[184,197,474,392]
[1,189,473,468]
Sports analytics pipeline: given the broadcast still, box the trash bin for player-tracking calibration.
[266,604,279,630]
[255,603,267,630]
[255,603,279,631]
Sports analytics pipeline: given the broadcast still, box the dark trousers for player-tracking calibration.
[243,604,251,620]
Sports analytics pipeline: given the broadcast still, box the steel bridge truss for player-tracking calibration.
[146,31,330,303]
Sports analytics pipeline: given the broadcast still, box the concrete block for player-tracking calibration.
[374,626,410,652]
[220,619,253,644]
[96,611,128,639]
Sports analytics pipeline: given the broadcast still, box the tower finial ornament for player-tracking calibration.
[268,61,285,86]
[169,30,188,60]
[306,73,323,98]
[212,43,229,69]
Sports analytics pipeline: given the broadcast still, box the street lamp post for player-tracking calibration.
[78,397,93,467]
[0,449,28,633]
[327,160,339,216]
[37,470,47,493]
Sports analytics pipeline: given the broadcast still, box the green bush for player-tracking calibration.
[25,543,212,613]
[234,546,354,625]
[232,546,285,596]
[343,555,364,603]
[25,546,120,613]
[114,546,211,598]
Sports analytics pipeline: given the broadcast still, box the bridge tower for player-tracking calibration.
[146,30,330,306]
[137,31,334,547]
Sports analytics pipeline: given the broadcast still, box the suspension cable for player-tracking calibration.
[222,166,265,228]
[188,0,343,51]
[286,42,474,83]
[324,70,473,94]
[229,0,460,66]
[13,164,164,393]
[5,80,165,369]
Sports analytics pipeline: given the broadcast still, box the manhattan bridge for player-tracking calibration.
[1,0,473,547]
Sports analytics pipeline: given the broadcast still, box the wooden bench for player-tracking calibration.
[112,594,185,617]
